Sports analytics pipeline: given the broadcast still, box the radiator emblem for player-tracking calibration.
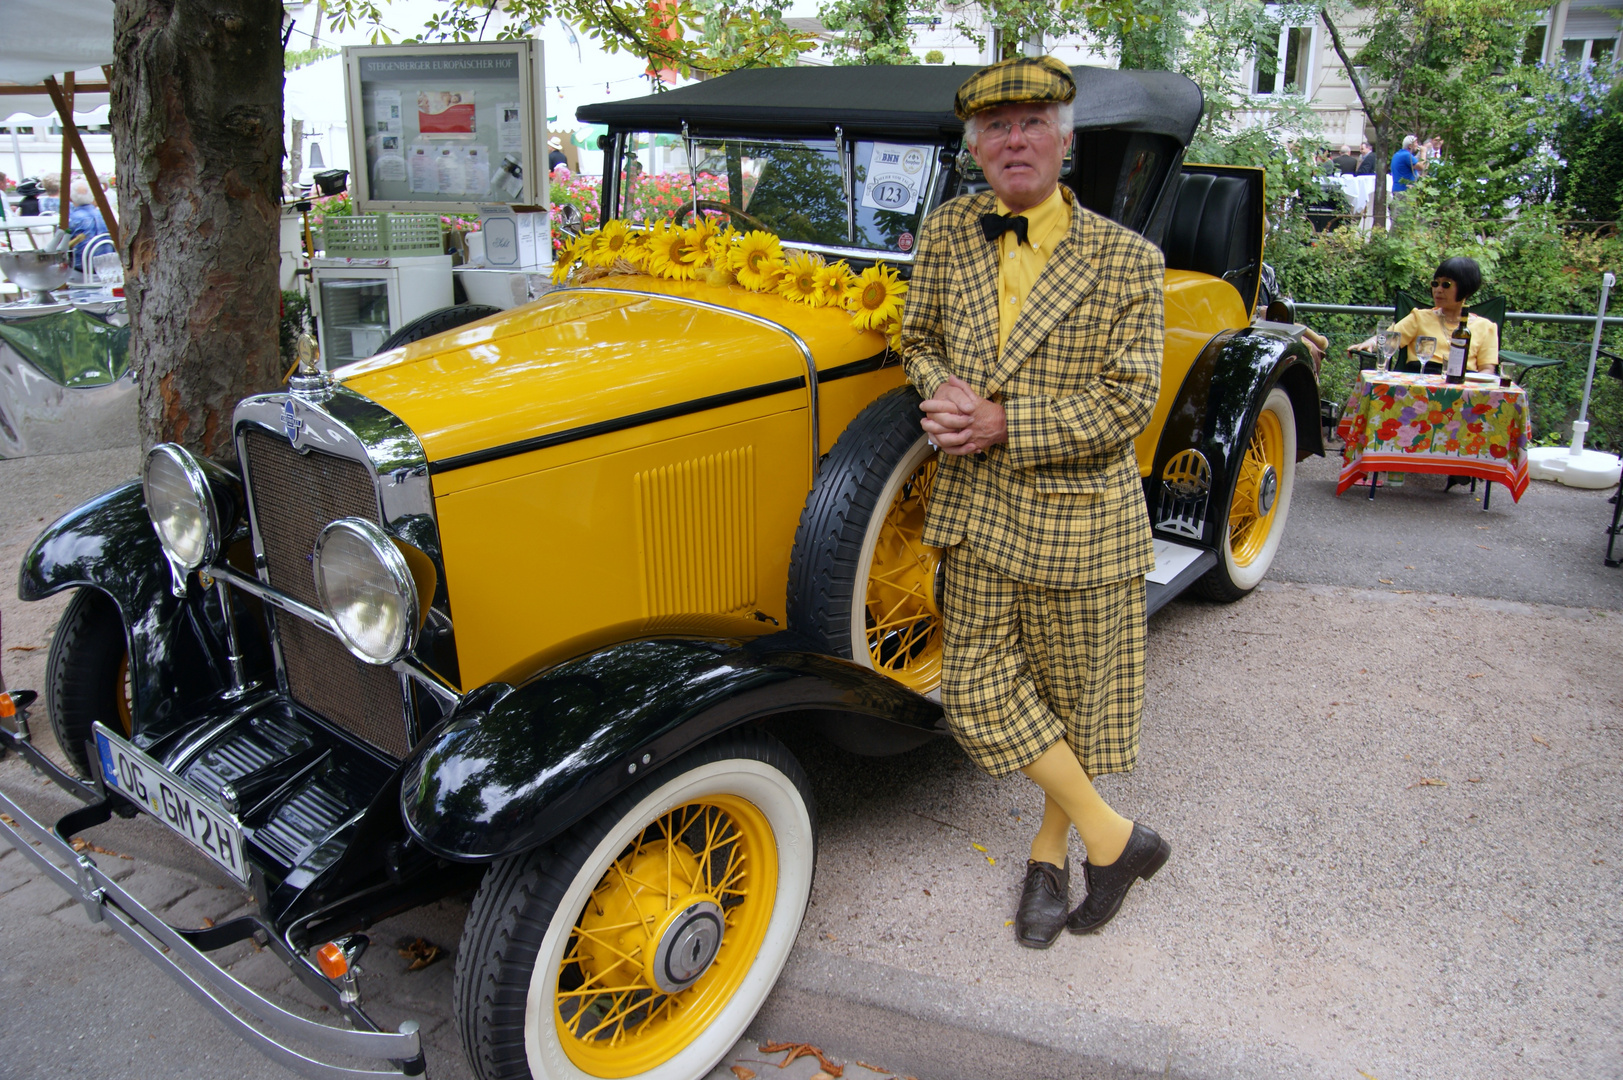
[282,399,304,446]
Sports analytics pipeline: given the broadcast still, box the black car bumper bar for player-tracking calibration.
[0,723,427,1078]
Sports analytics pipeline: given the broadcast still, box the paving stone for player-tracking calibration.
[225,943,299,994]
[6,874,78,916]
[162,883,251,929]
[0,849,36,896]
[113,865,200,911]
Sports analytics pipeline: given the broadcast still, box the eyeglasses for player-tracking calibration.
[1432,278,1456,291]
[978,116,1060,144]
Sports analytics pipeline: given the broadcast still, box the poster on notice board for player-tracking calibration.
[346,42,545,214]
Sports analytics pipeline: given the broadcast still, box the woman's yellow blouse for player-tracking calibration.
[1393,308,1500,371]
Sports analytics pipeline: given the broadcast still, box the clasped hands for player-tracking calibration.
[920,375,1007,457]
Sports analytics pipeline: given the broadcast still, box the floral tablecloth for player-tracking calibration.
[1335,370,1531,501]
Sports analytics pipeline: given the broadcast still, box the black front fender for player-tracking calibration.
[400,635,942,862]
[16,482,194,729]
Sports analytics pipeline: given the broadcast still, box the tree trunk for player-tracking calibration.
[112,0,285,460]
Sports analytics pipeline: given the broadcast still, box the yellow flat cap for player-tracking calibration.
[953,55,1076,120]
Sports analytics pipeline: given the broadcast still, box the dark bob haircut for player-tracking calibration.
[1433,256,1482,302]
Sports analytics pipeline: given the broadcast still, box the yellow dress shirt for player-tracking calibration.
[1392,308,1500,372]
[994,185,1074,356]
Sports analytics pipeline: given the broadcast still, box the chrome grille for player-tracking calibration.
[241,426,412,758]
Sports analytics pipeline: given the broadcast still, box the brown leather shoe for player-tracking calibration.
[1066,823,1170,935]
[1015,859,1069,949]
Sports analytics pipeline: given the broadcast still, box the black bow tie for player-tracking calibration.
[980,212,1029,245]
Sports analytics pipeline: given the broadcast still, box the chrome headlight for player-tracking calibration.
[143,444,221,572]
[313,518,420,665]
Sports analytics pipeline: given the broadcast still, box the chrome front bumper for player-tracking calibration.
[0,720,427,1079]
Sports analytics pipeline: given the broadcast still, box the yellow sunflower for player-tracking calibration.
[552,235,589,284]
[677,224,713,269]
[586,220,634,267]
[707,225,741,262]
[684,216,721,257]
[640,223,697,280]
[847,263,907,331]
[814,261,857,308]
[778,251,824,305]
[732,230,784,291]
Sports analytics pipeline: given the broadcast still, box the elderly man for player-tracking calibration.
[900,55,1170,949]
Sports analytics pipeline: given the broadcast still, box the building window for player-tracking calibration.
[1253,19,1313,95]
[1563,37,1619,68]
[1523,25,1546,65]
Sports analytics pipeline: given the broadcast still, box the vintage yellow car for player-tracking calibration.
[0,64,1319,1080]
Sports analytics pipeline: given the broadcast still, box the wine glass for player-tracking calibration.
[1378,327,1401,374]
[1414,335,1437,374]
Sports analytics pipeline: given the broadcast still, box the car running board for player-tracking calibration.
[1146,539,1216,617]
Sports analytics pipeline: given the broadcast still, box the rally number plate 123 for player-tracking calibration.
[94,723,248,883]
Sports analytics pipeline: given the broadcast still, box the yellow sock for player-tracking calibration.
[1021,740,1134,866]
[1028,794,1070,866]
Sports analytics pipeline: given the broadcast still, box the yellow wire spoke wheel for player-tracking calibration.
[450,732,813,1080]
[1201,387,1297,601]
[1229,405,1283,568]
[554,794,777,1075]
[858,443,942,694]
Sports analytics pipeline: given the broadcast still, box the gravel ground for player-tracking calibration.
[2,442,1621,1080]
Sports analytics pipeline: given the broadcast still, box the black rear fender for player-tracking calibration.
[1147,329,1321,548]
[400,634,941,862]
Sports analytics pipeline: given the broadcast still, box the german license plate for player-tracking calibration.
[94,723,248,883]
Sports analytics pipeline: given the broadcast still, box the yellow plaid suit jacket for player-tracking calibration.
[900,190,1163,589]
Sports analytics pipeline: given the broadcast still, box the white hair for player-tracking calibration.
[69,179,95,206]
[963,101,1074,151]
[1402,134,1419,149]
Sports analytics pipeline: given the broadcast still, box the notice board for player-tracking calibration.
[344,41,547,213]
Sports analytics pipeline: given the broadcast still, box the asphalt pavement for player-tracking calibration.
[1,442,1620,1080]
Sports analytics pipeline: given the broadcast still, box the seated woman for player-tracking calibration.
[67,179,109,271]
[1351,255,1500,373]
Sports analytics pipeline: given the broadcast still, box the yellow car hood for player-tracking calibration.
[337,279,883,468]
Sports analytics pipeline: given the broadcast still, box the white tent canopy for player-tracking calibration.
[0,0,115,116]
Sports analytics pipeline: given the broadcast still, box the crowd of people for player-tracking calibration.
[1315,133,1445,190]
[4,171,114,269]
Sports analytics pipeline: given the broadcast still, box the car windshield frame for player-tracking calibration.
[601,130,945,264]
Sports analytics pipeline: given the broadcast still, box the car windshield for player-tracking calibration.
[612,133,937,257]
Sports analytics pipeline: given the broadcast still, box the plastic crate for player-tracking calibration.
[322,213,444,257]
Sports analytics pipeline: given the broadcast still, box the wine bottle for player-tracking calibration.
[1445,316,1470,384]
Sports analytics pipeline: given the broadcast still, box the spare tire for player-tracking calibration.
[788,387,943,696]
[378,303,503,352]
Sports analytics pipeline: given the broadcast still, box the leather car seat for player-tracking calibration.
[1162,173,1251,282]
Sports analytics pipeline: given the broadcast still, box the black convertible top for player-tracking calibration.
[577,65,1203,145]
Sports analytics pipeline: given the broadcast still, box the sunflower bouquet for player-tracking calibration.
[553,220,907,344]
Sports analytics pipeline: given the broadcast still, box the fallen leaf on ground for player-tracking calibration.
[396,936,443,970]
[823,932,836,941]
[201,916,214,927]
[67,837,127,858]
[1467,777,1483,783]
[1407,777,1448,789]
[758,1042,842,1076]
[1531,735,1549,747]
[811,1073,836,1080]
[1405,565,1415,570]
[970,842,987,852]
[0,813,14,827]
[730,1067,756,1080]
[855,1064,887,1074]
[1005,919,1014,926]
[5,645,38,652]
[1467,672,1483,678]
[1477,544,1490,550]
[921,889,930,896]
[1378,578,1394,584]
